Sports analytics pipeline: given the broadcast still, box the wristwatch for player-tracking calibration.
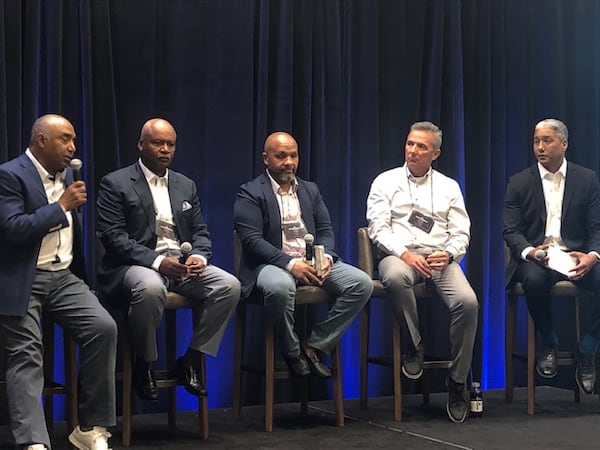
[445,251,454,263]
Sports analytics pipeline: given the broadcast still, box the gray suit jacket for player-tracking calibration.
[503,162,600,286]
[96,162,212,300]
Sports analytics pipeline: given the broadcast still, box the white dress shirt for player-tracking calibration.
[26,148,73,270]
[366,164,471,260]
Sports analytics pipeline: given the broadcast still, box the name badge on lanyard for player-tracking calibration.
[156,218,177,240]
[282,220,307,240]
[408,210,434,234]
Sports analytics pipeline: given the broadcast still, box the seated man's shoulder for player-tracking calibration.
[102,164,136,182]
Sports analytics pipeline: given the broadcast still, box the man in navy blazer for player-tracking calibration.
[504,118,600,394]
[0,114,117,450]
[96,118,239,401]
[234,131,372,378]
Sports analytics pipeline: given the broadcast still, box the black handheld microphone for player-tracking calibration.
[534,248,547,260]
[421,248,434,291]
[69,158,83,213]
[179,242,192,264]
[304,233,314,265]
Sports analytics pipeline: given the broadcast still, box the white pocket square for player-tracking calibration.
[182,201,192,211]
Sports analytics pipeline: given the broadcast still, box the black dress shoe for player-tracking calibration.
[536,346,557,379]
[133,358,158,401]
[174,356,207,396]
[304,348,332,378]
[575,346,597,394]
[284,354,311,377]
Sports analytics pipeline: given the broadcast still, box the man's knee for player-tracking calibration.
[461,291,479,319]
[261,277,296,302]
[90,307,118,343]
[351,269,374,301]
[129,278,167,304]
[220,273,241,301]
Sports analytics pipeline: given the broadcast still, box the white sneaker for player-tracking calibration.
[68,425,112,450]
[25,445,47,450]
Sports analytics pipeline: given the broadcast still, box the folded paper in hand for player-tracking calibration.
[547,246,577,277]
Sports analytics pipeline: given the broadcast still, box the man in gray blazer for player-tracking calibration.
[0,114,116,450]
[96,118,240,401]
[504,118,600,394]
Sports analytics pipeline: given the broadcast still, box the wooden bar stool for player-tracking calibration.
[118,293,209,446]
[504,244,600,413]
[231,232,344,431]
[42,316,78,434]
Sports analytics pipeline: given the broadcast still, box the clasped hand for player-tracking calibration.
[291,259,331,286]
[567,251,598,280]
[401,250,450,279]
[159,256,206,279]
[529,246,597,280]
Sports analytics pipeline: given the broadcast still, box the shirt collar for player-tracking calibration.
[404,163,433,183]
[538,158,567,180]
[25,148,66,183]
[139,158,169,185]
[266,169,298,195]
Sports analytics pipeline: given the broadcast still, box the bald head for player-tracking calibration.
[139,118,177,141]
[137,118,177,176]
[29,114,77,175]
[30,114,72,147]
[262,132,299,190]
[263,132,297,154]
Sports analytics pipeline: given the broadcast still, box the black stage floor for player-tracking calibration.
[2,387,600,449]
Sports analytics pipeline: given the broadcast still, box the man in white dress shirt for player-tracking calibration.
[366,121,478,423]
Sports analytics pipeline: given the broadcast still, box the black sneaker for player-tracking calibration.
[536,346,558,379]
[575,345,598,394]
[446,377,468,423]
[402,346,425,380]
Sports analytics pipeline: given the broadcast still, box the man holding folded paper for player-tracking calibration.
[504,118,600,394]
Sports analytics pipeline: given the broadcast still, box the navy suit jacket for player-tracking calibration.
[0,153,85,317]
[503,162,600,286]
[233,173,339,298]
[96,162,212,300]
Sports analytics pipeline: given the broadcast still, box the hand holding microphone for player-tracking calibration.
[304,233,314,265]
[59,158,87,212]
[178,242,198,280]
[532,247,549,267]
[179,241,192,264]
[58,159,87,213]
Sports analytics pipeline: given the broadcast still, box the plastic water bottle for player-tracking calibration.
[470,381,483,418]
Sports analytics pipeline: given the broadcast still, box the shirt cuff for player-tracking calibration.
[521,246,534,261]
[152,254,165,271]
[286,257,303,272]
[588,251,600,261]
[189,254,207,265]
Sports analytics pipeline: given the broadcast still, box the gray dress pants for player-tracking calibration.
[379,256,478,384]
[0,269,117,449]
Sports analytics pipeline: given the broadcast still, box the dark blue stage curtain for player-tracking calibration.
[2,0,600,418]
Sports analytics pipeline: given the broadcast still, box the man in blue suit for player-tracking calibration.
[0,114,117,450]
[233,131,372,378]
[96,118,239,401]
[504,118,600,394]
